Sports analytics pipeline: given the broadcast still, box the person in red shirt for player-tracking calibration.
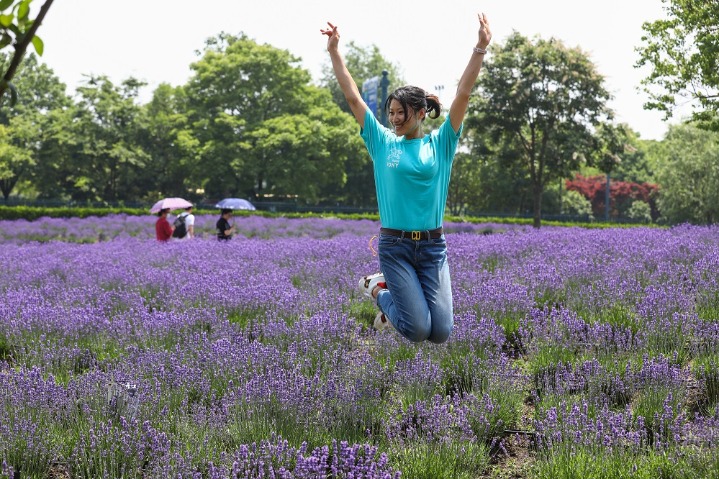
[155,208,174,241]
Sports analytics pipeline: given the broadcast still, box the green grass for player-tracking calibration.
[692,356,719,412]
[0,333,13,363]
[390,441,491,479]
[534,446,719,479]
[494,312,525,356]
[696,292,719,322]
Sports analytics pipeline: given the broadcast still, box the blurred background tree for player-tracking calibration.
[0,52,68,200]
[185,33,365,204]
[636,0,719,131]
[467,32,612,227]
[654,124,719,224]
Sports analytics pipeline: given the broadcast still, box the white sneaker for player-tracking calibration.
[374,312,391,330]
[358,273,386,304]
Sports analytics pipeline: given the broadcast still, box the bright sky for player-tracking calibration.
[37,0,675,140]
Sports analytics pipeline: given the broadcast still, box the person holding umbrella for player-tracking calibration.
[150,197,191,242]
[216,208,235,241]
[155,208,174,241]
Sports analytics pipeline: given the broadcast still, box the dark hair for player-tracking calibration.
[221,208,233,215]
[384,86,441,125]
[157,208,170,217]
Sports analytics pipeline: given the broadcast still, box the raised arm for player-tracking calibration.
[321,22,368,128]
[450,13,492,133]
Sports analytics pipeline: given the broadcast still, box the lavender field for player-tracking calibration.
[2,215,719,478]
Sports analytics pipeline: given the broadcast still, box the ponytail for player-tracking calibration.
[425,94,441,119]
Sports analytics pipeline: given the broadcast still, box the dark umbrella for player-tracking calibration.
[215,198,256,210]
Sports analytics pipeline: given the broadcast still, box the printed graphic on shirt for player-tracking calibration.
[386,145,402,169]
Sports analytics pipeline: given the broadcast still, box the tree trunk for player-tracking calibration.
[532,182,543,228]
[1,177,16,201]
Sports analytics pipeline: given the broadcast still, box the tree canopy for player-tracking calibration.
[184,33,366,203]
[655,124,719,224]
[0,52,67,200]
[636,0,719,130]
[468,31,612,227]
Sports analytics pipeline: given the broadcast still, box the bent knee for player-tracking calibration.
[429,319,453,344]
[403,323,432,343]
[428,328,452,344]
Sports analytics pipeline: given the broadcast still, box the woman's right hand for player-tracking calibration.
[477,13,492,49]
[320,22,340,52]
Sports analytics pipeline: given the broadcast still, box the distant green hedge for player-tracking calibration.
[0,205,143,220]
[0,205,656,229]
[0,205,373,222]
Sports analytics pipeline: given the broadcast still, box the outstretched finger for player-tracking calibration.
[320,22,338,36]
[479,13,491,35]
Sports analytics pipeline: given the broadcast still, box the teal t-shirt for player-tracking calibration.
[360,110,463,231]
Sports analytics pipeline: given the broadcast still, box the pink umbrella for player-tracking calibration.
[149,197,193,213]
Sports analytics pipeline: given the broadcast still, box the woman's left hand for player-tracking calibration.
[320,22,340,52]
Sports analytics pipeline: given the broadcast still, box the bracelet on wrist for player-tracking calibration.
[473,46,487,55]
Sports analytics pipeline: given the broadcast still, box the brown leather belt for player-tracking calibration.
[379,227,444,241]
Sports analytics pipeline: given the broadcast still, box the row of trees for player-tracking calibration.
[0,0,718,225]
[0,34,371,207]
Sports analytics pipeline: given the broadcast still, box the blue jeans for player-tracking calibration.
[376,233,454,343]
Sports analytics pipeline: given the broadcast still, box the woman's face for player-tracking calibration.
[388,99,424,139]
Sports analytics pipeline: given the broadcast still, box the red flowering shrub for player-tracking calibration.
[566,174,659,220]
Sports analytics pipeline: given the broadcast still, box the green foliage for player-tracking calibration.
[225,307,265,331]
[655,124,719,224]
[390,442,491,479]
[626,200,653,223]
[468,32,612,227]
[185,33,366,204]
[0,53,69,200]
[0,0,42,54]
[138,84,200,201]
[561,189,594,218]
[0,0,54,106]
[0,205,146,220]
[591,122,629,175]
[456,124,535,217]
[636,0,719,131]
[692,357,719,412]
[611,127,658,184]
[541,182,595,218]
[0,120,33,194]
[67,77,151,203]
[534,446,719,479]
[0,331,13,362]
[447,152,483,215]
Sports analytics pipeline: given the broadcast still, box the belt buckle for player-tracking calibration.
[411,230,421,241]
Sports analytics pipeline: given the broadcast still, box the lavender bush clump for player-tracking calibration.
[3,217,719,477]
